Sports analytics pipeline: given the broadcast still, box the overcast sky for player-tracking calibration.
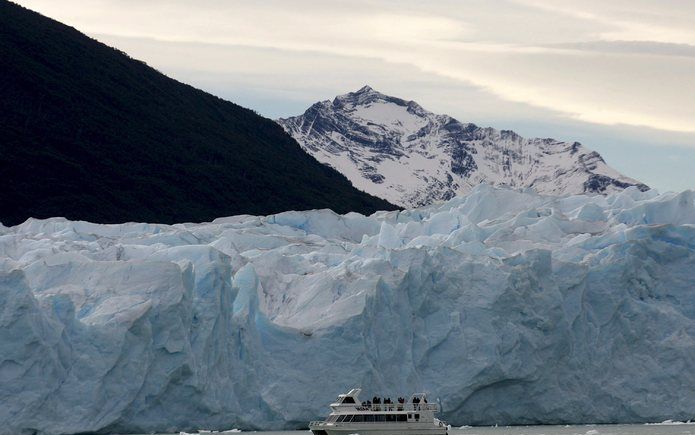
[16,0,695,191]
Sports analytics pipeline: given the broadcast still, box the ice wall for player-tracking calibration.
[1,185,694,434]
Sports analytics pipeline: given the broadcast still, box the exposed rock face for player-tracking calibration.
[278,86,649,207]
[2,186,694,434]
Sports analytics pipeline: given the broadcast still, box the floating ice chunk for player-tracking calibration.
[645,420,695,425]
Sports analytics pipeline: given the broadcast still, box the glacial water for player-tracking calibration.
[149,422,695,435]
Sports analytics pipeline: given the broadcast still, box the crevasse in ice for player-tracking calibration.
[1,185,694,434]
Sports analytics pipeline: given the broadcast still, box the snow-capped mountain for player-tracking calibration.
[278,86,648,207]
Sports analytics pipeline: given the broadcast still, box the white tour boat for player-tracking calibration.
[309,388,449,435]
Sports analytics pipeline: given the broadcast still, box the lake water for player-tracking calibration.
[151,422,695,435]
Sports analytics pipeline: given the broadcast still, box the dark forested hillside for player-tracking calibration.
[0,1,395,226]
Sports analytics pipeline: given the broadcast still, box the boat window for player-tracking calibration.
[364,414,375,422]
[386,414,396,422]
[397,414,407,422]
[415,413,420,421]
[342,397,356,404]
[336,415,346,422]
[344,415,353,422]
[375,414,386,422]
[352,415,364,423]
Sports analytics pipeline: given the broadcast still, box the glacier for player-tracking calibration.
[1,185,694,434]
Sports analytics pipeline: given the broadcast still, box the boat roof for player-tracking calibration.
[339,388,362,398]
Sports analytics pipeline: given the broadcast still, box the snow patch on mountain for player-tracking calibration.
[278,86,648,207]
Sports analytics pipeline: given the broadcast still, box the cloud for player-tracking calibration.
[510,0,695,44]
[14,0,695,134]
[548,41,695,58]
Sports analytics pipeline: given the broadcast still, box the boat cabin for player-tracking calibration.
[310,388,448,435]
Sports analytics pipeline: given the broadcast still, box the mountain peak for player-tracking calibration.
[277,89,648,207]
[334,85,386,104]
[355,84,374,94]
[332,86,422,115]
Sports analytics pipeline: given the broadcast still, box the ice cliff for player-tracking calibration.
[1,185,694,434]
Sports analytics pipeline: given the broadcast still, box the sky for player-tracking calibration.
[15,0,695,192]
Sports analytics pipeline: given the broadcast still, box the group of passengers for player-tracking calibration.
[358,395,427,410]
[360,396,392,407]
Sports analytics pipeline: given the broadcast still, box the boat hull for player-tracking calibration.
[311,423,448,435]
